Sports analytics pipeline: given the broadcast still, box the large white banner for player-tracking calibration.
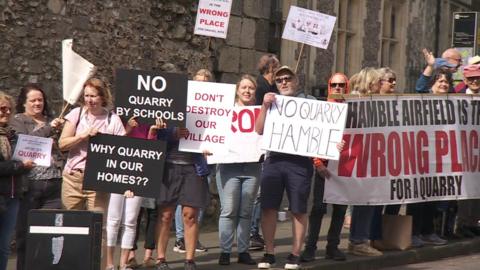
[194,0,232,39]
[62,39,96,105]
[12,134,53,167]
[207,106,264,164]
[179,81,235,154]
[262,95,348,160]
[325,94,480,205]
[282,6,336,49]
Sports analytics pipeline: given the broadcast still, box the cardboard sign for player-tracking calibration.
[325,94,480,205]
[262,95,348,159]
[194,0,232,39]
[282,6,336,49]
[207,106,264,164]
[114,69,188,126]
[83,134,166,198]
[12,134,53,167]
[179,80,236,153]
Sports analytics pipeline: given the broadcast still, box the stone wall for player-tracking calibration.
[1,0,71,112]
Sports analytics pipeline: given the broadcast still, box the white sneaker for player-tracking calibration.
[421,233,447,245]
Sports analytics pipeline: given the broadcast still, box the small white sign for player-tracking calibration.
[179,81,236,154]
[262,95,347,160]
[194,0,233,39]
[282,6,336,49]
[207,106,265,164]
[12,134,53,167]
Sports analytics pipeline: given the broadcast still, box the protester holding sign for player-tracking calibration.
[217,75,261,266]
[255,66,315,270]
[301,73,350,262]
[9,84,65,270]
[154,122,210,270]
[347,68,384,257]
[59,78,126,269]
[105,116,165,270]
[406,70,452,247]
[455,64,480,238]
[173,69,213,255]
[0,91,34,270]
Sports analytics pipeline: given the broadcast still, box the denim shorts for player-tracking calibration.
[260,154,313,214]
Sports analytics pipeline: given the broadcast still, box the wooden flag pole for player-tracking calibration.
[58,102,71,119]
[294,43,306,73]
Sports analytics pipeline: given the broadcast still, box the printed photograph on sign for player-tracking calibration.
[261,95,348,160]
[179,80,236,154]
[282,6,336,49]
[194,0,233,39]
[325,94,480,205]
[114,69,188,127]
[83,134,166,198]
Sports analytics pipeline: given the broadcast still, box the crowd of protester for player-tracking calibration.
[1,48,480,270]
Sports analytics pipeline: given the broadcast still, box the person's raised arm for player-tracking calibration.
[255,92,276,135]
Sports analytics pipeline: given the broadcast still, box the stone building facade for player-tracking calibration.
[1,0,478,107]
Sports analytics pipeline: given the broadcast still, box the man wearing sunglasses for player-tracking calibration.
[416,48,462,93]
[255,66,315,270]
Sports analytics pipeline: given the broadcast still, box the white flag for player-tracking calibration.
[62,39,96,105]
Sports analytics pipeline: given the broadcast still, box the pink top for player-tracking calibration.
[63,107,126,173]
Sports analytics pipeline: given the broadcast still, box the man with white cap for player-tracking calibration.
[255,66,315,270]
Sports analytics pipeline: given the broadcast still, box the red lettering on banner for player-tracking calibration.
[338,134,370,177]
[470,130,478,171]
[449,130,462,172]
[370,133,385,177]
[387,132,402,176]
[460,131,470,171]
[199,19,225,27]
[402,132,416,174]
[417,131,430,174]
[338,131,431,178]
[435,131,448,173]
[231,108,261,133]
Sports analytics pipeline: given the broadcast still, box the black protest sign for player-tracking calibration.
[115,69,187,126]
[83,134,166,198]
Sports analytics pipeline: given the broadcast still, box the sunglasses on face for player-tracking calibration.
[0,106,11,114]
[383,78,396,83]
[275,76,293,84]
[467,76,480,82]
[330,83,346,88]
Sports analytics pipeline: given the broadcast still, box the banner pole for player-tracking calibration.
[294,43,305,73]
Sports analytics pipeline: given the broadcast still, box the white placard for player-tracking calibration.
[12,134,53,167]
[282,6,336,49]
[194,0,233,39]
[207,106,264,164]
[179,81,236,153]
[261,95,348,160]
[62,39,96,105]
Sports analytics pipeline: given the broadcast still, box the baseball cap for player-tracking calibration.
[468,55,480,65]
[434,58,457,69]
[274,65,296,77]
[463,64,480,78]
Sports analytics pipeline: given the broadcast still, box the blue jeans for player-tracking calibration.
[349,205,376,244]
[250,189,261,235]
[0,197,19,270]
[217,163,260,253]
[175,205,204,240]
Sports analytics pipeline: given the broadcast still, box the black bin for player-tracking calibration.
[25,210,102,270]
